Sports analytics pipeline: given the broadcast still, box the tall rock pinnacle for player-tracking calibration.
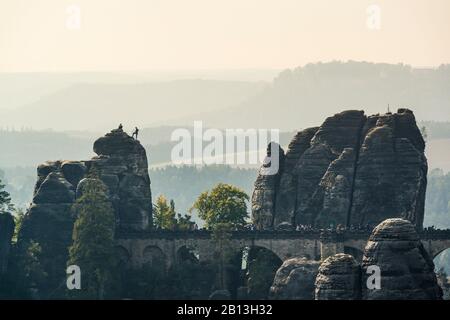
[252,109,427,230]
[89,127,152,230]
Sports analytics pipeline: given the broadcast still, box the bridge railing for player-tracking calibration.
[115,229,375,240]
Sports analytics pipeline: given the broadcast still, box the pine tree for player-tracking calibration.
[67,179,116,299]
[0,178,14,214]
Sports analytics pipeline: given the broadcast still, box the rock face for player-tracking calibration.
[251,142,285,230]
[89,128,152,230]
[18,161,78,295]
[252,109,427,230]
[0,213,15,275]
[362,218,442,300]
[315,253,361,300]
[17,127,153,296]
[269,257,320,300]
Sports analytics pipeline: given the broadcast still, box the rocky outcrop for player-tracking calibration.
[252,109,427,230]
[273,128,318,227]
[251,142,285,230]
[269,257,320,300]
[315,253,361,300]
[362,218,442,300]
[17,127,153,296]
[18,161,77,296]
[88,128,152,230]
[0,212,15,275]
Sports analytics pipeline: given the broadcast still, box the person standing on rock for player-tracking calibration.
[118,123,123,131]
[132,127,139,140]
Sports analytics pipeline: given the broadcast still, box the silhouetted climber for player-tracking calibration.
[132,127,139,140]
[118,123,123,131]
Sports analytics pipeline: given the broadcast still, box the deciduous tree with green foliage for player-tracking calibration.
[67,178,117,299]
[190,183,249,230]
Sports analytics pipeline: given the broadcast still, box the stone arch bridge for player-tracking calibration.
[115,229,450,270]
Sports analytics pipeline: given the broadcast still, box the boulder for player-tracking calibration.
[315,253,361,300]
[270,257,320,300]
[61,161,86,187]
[361,218,442,300]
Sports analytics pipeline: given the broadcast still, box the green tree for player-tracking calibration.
[0,178,14,214]
[190,183,249,230]
[67,178,117,299]
[17,241,48,296]
[153,195,177,230]
[12,208,25,243]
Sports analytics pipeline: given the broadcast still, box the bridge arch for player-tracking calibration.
[142,245,167,273]
[239,245,283,299]
[433,247,450,281]
[115,245,131,266]
[176,245,200,264]
[421,239,450,259]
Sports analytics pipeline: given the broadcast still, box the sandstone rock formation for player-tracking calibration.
[88,128,152,229]
[251,142,285,230]
[17,127,153,296]
[18,161,78,295]
[252,109,427,230]
[0,212,15,275]
[269,257,320,300]
[315,253,361,300]
[362,218,442,300]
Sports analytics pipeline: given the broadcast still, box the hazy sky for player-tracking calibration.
[1,0,449,72]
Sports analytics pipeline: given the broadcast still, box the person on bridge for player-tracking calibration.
[132,127,139,140]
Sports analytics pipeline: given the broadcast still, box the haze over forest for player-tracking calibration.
[1,1,450,233]
[2,61,450,228]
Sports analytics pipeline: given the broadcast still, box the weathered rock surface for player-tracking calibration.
[362,218,442,300]
[315,253,361,300]
[0,212,15,275]
[88,128,152,230]
[350,111,427,228]
[269,257,320,300]
[18,161,76,296]
[252,109,427,230]
[17,127,153,296]
[273,128,318,227]
[251,142,285,230]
